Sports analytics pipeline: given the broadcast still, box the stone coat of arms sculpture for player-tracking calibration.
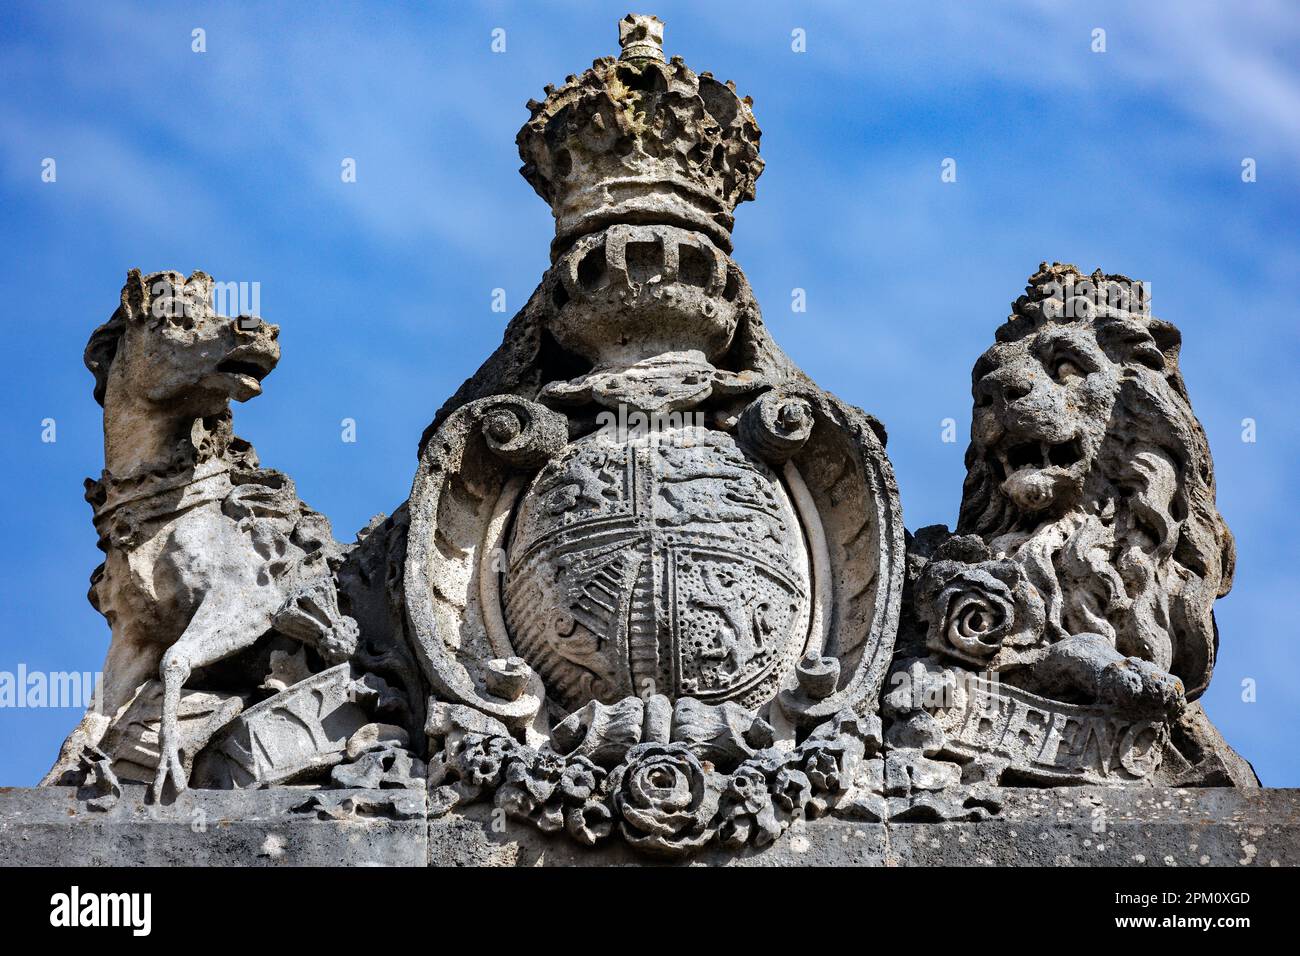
[404,16,905,854]
[41,13,1256,861]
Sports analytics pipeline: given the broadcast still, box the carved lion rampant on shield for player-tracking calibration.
[886,263,1256,800]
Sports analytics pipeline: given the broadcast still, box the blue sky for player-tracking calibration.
[1,0,1297,786]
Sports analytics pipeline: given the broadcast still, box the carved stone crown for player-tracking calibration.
[517,14,764,258]
[1005,261,1153,331]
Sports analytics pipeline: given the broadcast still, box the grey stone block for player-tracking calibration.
[0,785,426,867]
[1,786,1296,866]
[431,788,1300,866]
[427,802,890,867]
[886,786,1300,867]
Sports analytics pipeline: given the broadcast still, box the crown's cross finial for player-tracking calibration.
[619,13,665,61]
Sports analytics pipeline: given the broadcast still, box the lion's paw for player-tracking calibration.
[1098,656,1186,719]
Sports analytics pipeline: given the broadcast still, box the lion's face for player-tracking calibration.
[957,270,1233,698]
[970,324,1111,516]
[965,314,1175,522]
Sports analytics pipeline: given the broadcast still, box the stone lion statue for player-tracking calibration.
[958,263,1232,700]
[887,263,1255,792]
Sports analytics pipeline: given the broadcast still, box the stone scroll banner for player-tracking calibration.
[932,675,1167,785]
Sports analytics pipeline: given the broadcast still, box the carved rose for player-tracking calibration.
[609,743,723,857]
[716,763,781,849]
[916,537,1045,666]
[431,711,881,855]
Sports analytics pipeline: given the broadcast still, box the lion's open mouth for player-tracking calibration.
[1004,437,1084,472]
[989,436,1086,512]
[985,437,1085,487]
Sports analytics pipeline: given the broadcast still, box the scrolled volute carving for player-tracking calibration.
[476,396,568,468]
[405,395,566,739]
[739,390,814,463]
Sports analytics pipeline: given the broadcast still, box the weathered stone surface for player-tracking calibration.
[42,270,368,800]
[347,722,411,760]
[41,270,424,805]
[399,14,905,858]
[98,681,246,785]
[886,787,1300,867]
[517,14,763,257]
[190,664,370,788]
[5,786,1292,867]
[433,786,1299,867]
[503,425,811,711]
[0,787,426,867]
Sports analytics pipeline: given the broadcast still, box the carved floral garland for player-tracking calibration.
[428,710,874,858]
